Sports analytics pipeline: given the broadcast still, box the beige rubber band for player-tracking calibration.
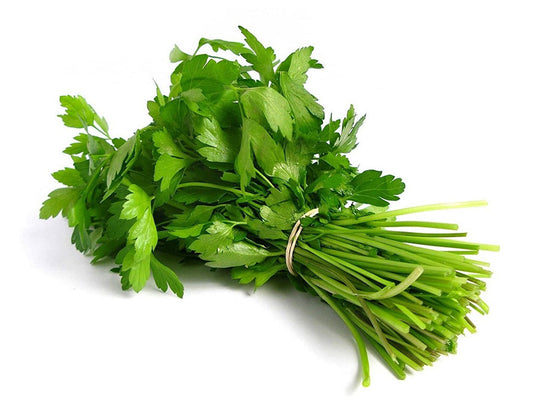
[285,208,320,276]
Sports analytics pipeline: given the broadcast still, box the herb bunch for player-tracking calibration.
[40,27,498,386]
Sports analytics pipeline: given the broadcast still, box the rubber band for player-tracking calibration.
[285,208,319,276]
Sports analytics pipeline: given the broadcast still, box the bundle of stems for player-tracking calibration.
[287,201,497,385]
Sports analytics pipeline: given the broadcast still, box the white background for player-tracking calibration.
[1,1,531,415]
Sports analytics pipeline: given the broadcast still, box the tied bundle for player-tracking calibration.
[40,27,498,386]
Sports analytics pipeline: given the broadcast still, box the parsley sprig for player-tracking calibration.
[40,27,498,386]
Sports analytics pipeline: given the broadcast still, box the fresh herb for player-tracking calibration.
[41,27,498,386]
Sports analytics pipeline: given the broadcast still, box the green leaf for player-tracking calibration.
[350,170,405,206]
[334,105,366,153]
[259,190,302,230]
[265,186,292,205]
[120,184,152,221]
[319,116,341,143]
[66,198,91,253]
[159,98,190,135]
[195,117,239,163]
[105,209,133,241]
[235,119,256,189]
[121,247,151,292]
[247,219,287,240]
[198,38,252,56]
[277,46,323,85]
[52,168,85,187]
[152,129,189,158]
[63,139,88,155]
[128,207,158,254]
[240,87,293,140]
[189,221,235,258]
[271,139,311,183]
[279,72,324,138]
[202,241,270,268]
[169,44,191,63]
[71,224,91,253]
[307,171,348,193]
[154,154,189,191]
[167,223,205,239]
[184,205,219,225]
[239,26,276,84]
[39,187,80,219]
[106,134,138,187]
[260,205,295,230]
[120,184,157,253]
[181,88,206,103]
[244,118,285,177]
[173,187,227,204]
[58,95,95,129]
[231,258,284,287]
[179,55,240,102]
[120,184,158,291]
[94,113,109,135]
[322,152,351,169]
[150,254,184,297]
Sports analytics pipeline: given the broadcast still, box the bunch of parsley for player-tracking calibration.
[41,27,497,386]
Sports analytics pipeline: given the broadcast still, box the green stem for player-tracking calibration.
[335,201,488,225]
[175,182,261,199]
[301,275,371,387]
[366,220,459,230]
[384,234,499,252]
[255,169,276,189]
[93,125,112,140]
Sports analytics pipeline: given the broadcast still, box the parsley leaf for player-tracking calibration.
[277,46,323,85]
[178,55,240,102]
[333,105,366,153]
[189,221,235,257]
[59,95,109,136]
[169,44,191,63]
[52,168,85,187]
[119,184,158,291]
[235,119,256,189]
[195,117,239,163]
[279,72,324,138]
[240,87,293,140]
[238,26,276,84]
[106,134,138,188]
[349,170,406,206]
[231,258,284,288]
[201,241,270,268]
[40,187,80,219]
[152,129,192,192]
[245,118,285,177]
[197,37,252,56]
[150,254,184,297]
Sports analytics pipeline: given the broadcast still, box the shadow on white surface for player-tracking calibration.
[20,214,376,390]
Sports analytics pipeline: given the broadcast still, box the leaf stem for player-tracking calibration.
[335,201,488,225]
[175,182,262,199]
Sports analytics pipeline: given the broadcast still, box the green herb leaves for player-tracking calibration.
[350,170,405,206]
[41,28,488,387]
[240,87,293,139]
[333,105,366,154]
[59,95,109,135]
[239,26,276,84]
[119,184,158,291]
[42,26,407,297]
[40,187,81,219]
